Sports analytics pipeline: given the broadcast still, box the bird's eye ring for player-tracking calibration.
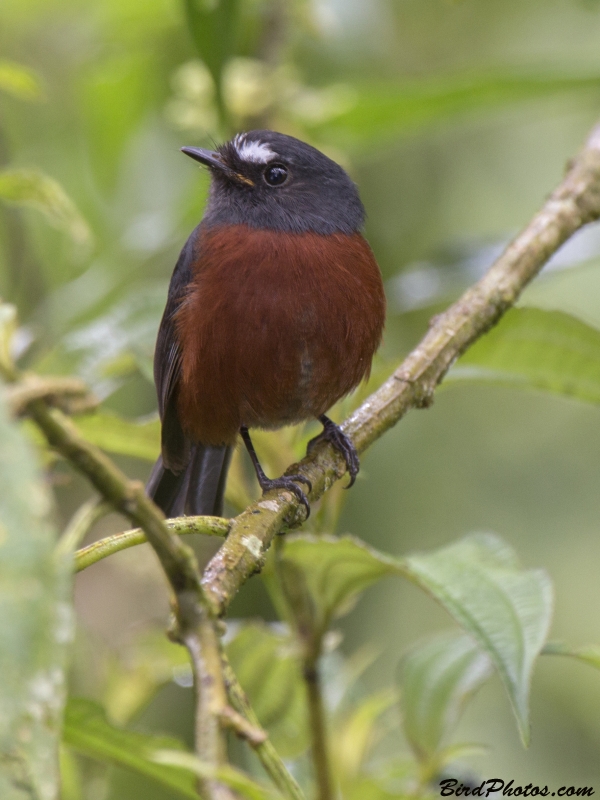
[263,164,288,187]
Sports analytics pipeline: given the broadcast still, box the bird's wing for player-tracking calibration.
[154,230,197,473]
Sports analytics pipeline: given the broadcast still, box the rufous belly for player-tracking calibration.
[175,224,385,446]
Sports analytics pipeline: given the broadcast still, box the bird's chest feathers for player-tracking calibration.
[183,225,364,342]
[175,224,384,436]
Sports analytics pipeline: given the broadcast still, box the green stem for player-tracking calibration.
[56,498,111,561]
[222,655,306,800]
[304,658,334,800]
[75,515,230,572]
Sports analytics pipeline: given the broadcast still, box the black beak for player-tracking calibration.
[180,146,254,186]
[181,147,226,170]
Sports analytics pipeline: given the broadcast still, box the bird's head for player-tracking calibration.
[181,130,365,235]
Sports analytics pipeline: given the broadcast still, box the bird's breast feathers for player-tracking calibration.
[174,224,385,445]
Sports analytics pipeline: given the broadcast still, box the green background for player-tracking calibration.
[3,0,600,795]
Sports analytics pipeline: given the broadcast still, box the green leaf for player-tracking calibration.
[335,690,397,783]
[403,533,553,745]
[62,698,199,799]
[449,307,600,404]
[313,71,600,146]
[0,60,43,101]
[152,750,282,800]
[543,641,600,670]
[103,630,190,725]
[266,532,551,746]
[226,622,308,759]
[182,0,242,105]
[0,384,72,799]
[0,169,92,249]
[74,411,160,462]
[264,534,399,642]
[398,632,493,762]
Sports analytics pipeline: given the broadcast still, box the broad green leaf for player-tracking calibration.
[0,60,43,101]
[0,385,72,800]
[398,632,492,762]
[0,169,92,249]
[62,698,199,799]
[403,533,553,745]
[74,411,160,462]
[313,71,600,147]
[153,750,281,800]
[449,307,600,404]
[264,534,399,642]
[226,622,308,759]
[543,641,600,670]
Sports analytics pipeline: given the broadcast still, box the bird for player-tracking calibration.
[146,130,386,519]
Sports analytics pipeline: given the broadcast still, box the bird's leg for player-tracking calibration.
[307,414,360,487]
[240,426,312,516]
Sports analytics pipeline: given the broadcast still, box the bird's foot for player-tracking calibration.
[307,415,360,487]
[257,474,312,517]
[240,426,312,518]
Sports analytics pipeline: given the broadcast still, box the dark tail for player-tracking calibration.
[146,444,232,517]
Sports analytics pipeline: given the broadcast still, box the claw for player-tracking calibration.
[239,425,312,518]
[257,475,311,517]
[307,415,359,487]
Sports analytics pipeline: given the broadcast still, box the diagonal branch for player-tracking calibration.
[201,119,600,616]
[1,396,237,799]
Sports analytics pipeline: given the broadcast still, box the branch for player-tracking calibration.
[74,515,230,573]
[304,662,334,800]
[0,355,304,798]
[201,120,600,616]
[5,374,97,416]
[222,655,306,800]
[8,397,235,798]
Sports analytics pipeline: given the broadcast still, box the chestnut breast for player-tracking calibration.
[175,224,385,446]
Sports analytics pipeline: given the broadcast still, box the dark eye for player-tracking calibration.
[263,164,288,186]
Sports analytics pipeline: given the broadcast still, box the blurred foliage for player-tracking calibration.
[0,168,92,252]
[4,0,600,797]
[0,60,44,102]
[0,360,72,799]
[63,698,199,799]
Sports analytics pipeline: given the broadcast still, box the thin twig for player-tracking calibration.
[218,706,266,746]
[201,120,600,616]
[4,374,97,416]
[56,497,111,561]
[304,661,334,800]
[222,655,306,800]
[182,615,232,799]
[74,515,230,573]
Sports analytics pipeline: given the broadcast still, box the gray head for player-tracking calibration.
[181,130,365,236]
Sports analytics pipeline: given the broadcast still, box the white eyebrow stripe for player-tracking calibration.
[233,135,277,163]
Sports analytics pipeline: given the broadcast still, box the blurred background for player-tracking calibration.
[3,0,600,796]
